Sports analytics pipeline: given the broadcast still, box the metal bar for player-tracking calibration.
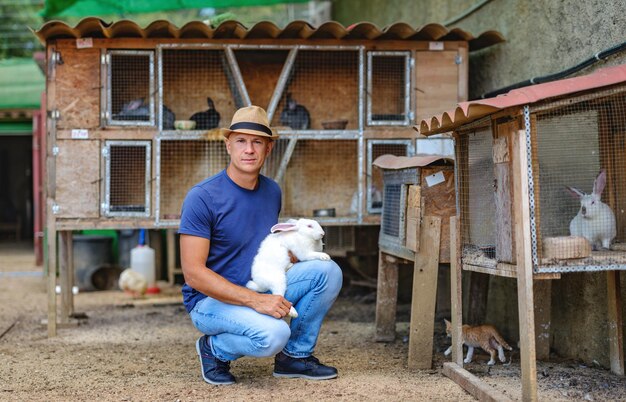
[225,47,251,106]
[267,47,298,122]
[274,137,298,184]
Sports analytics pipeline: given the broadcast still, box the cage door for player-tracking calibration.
[103,141,151,217]
[367,51,412,126]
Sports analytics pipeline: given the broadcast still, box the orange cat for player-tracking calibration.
[444,319,513,366]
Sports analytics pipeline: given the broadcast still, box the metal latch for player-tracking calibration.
[52,146,59,156]
[52,203,60,214]
[101,147,109,158]
[455,55,463,65]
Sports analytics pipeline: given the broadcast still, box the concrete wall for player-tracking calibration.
[333,0,626,366]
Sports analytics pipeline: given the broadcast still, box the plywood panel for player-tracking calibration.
[55,140,100,218]
[415,51,459,125]
[495,122,516,263]
[55,48,101,129]
[421,166,455,263]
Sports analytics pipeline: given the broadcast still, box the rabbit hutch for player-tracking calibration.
[35,18,504,335]
[418,64,626,401]
[372,154,455,369]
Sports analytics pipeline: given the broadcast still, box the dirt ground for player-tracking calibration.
[1,242,626,401]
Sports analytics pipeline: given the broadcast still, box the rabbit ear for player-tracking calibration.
[271,222,298,233]
[593,169,607,195]
[565,186,584,200]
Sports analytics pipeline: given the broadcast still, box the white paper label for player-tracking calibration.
[71,129,89,139]
[425,171,445,187]
[429,41,444,51]
[76,38,93,48]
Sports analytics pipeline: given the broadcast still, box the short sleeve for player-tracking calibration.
[178,186,214,240]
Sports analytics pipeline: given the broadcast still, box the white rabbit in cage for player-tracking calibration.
[566,169,616,250]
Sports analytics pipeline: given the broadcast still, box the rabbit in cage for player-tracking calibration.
[190,96,220,130]
[566,169,616,250]
[279,93,310,130]
[118,98,176,129]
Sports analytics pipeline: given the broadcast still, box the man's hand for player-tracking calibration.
[249,293,294,319]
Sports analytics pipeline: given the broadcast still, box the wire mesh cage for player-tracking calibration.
[104,141,151,217]
[367,140,413,213]
[457,126,497,268]
[107,51,155,126]
[271,50,360,131]
[158,139,229,222]
[531,85,626,273]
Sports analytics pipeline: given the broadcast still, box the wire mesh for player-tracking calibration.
[368,142,411,213]
[532,85,626,272]
[269,139,358,218]
[162,49,236,131]
[459,127,497,267]
[110,52,153,125]
[368,52,409,124]
[271,50,359,130]
[159,140,229,220]
[108,144,148,214]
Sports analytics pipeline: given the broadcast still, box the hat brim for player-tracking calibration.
[220,127,278,139]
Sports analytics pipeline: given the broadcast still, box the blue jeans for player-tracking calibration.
[189,259,343,362]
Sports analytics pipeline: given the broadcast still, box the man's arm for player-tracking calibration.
[180,234,293,319]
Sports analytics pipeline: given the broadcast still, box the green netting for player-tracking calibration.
[0,58,45,110]
[41,0,309,17]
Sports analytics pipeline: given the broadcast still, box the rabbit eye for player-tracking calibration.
[592,201,595,205]
[307,224,313,228]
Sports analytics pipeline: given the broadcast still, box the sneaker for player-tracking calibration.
[195,335,236,385]
[273,351,338,380]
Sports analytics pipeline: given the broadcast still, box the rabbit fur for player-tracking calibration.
[246,218,330,318]
[566,169,616,250]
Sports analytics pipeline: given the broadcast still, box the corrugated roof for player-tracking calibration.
[33,18,504,51]
[418,64,626,135]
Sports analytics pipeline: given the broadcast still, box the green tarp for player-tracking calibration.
[0,58,45,110]
[0,122,33,135]
[41,0,309,17]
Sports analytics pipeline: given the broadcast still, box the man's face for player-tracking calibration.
[225,132,274,174]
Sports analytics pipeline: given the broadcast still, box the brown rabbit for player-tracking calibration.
[444,319,512,366]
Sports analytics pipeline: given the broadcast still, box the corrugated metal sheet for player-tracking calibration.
[418,64,626,135]
[33,18,504,51]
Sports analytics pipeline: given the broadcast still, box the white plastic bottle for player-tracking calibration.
[130,229,160,294]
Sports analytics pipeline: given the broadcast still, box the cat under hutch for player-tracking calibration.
[419,64,626,401]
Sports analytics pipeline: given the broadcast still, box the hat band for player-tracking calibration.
[229,121,272,136]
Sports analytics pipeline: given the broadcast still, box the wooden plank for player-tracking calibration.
[495,122,516,263]
[375,251,399,342]
[467,272,490,325]
[55,47,100,129]
[55,140,101,218]
[443,362,513,402]
[46,200,57,337]
[533,279,551,360]
[607,270,625,375]
[457,46,468,102]
[421,166,455,263]
[405,185,421,252]
[415,51,459,125]
[450,216,463,365]
[513,128,538,401]
[59,231,74,323]
[408,215,441,369]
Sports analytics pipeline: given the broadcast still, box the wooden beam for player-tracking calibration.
[46,200,57,337]
[513,128,538,401]
[375,251,399,342]
[533,280,551,360]
[408,215,441,369]
[443,362,513,402]
[607,270,625,375]
[59,231,74,322]
[450,216,463,365]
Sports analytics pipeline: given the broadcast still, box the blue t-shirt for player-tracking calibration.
[178,169,281,313]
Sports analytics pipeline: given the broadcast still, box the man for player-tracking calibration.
[179,105,343,385]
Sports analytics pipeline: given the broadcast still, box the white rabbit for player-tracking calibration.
[566,169,616,250]
[246,218,330,318]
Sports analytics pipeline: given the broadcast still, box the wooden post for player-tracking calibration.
[533,279,551,360]
[607,270,625,375]
[513,128,538,401]
[408,215,441,369]
[167,229,176,285]
[375,251,399,342]
[46,200,57,337]
[59,231,74,321]
[450,216,463,365]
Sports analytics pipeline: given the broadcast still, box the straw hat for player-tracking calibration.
[220,105,278,139]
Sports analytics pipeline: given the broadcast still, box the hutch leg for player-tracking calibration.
[59,231,74,322]
[533,280,552,360]
[408,215,441,369]
[46,222,57,337]
[166,229,176,285]
[450,216,463,365]
[607,270,624,375]
[375,251,399,342]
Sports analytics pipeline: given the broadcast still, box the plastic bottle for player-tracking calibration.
[130,229,160,294]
